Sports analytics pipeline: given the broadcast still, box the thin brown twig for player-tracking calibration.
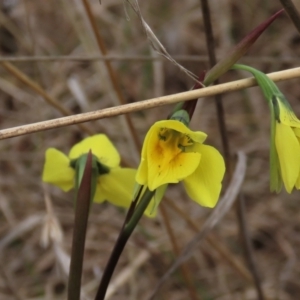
[0,54,300,63]
[0,67,299,140]
[159,203,200,300]
[279,0,300,34]
[161,1,251,284]
[81,0,141,151]
[0,61,93,135]
[199,3,264,297]
[199,0,231,173]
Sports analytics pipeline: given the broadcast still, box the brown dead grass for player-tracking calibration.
[0,0,300,299]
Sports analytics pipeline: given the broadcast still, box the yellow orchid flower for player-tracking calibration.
[136,120,225,216]
[42,134,136,208]
[271,96,300,193]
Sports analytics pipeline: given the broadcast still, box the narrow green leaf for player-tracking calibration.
[68,150,94,300]
[204,9,283,86]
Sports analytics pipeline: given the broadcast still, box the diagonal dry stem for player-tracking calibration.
[125,0,201,85]
[0,67,299,140]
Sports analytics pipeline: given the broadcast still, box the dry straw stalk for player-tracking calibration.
[0,67,299,140]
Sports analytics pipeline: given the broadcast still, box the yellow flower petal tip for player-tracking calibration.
[271,97,300,193]
[136,120,225,210]
[42,135,136,209]
[183,144,225,208]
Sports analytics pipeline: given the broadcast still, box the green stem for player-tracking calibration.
[95,188,155,300]
[232,64,281,100]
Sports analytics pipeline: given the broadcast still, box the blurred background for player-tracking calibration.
[0,0,300,299]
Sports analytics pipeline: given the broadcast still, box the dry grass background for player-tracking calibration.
[0,0,300,299]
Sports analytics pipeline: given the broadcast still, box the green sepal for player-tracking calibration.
[169,109,190,127]
[232,64,282,101]
[269,101,282,193]
[232,64,278,98]
[146,184,168,217]
[132,183,144,205]
[125,188,155,232]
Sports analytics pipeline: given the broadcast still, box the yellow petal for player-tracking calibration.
[275,122,300,193]
[94,168,136,207]
[69,134,120,168]
[136,125,154,185]
[293,130,300,189]
[148,151,201,190]
[183,144,225,207]
[42,148,74,191]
